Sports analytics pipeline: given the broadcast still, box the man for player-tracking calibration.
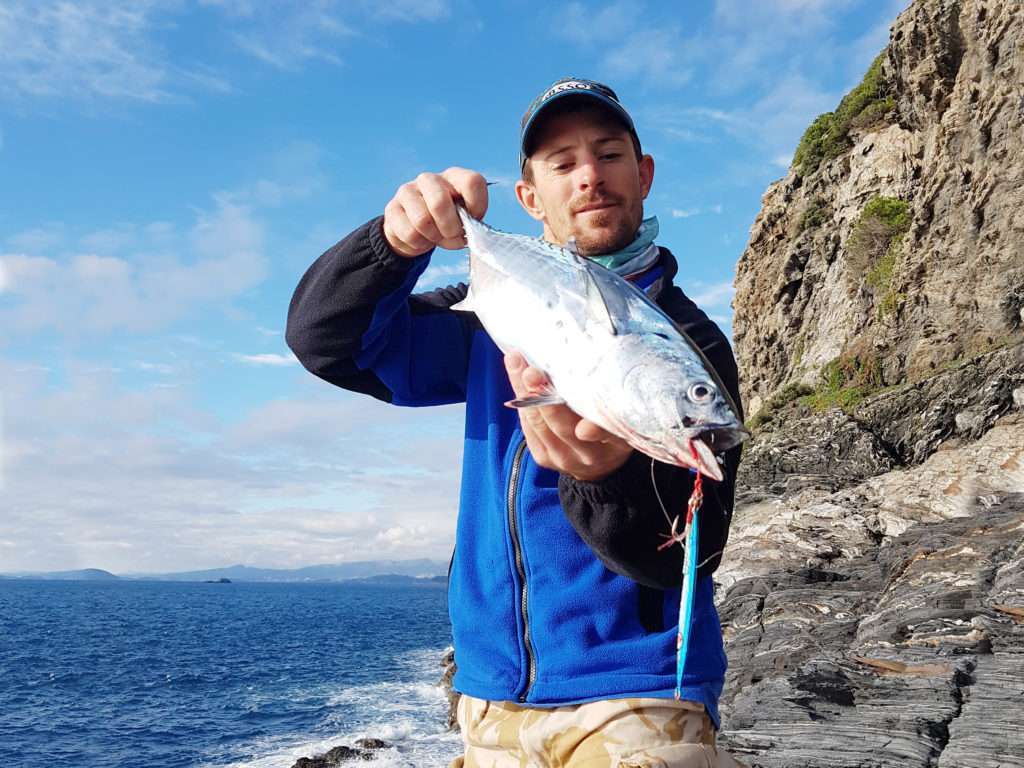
[286,77,745,767]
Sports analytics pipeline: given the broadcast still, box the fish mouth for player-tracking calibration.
[676,425,750,482]
[695,424,750,454]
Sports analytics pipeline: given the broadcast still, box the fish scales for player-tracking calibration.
[453,208,746,480]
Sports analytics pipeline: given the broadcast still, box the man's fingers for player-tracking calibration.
[383,198,433,257]
[395,184,445,245]
[521,366,551,394]
[575,419,619,444]
[417,173,464,241]
[444,167,489,219]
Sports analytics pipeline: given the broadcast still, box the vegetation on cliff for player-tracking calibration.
[846,195,912,316]
[792,53,896,176]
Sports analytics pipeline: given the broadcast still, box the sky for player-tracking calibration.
[0,0,910,573]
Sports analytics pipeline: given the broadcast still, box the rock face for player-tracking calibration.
[738,343,1023,501]
[733,0,1024,417]
[716,417,1024,767]
[718,1,1024,765]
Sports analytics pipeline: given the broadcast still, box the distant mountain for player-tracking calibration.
[1,568,120,581]
[135,559,447,583]
[0,560,448,583]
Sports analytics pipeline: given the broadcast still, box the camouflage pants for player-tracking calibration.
[448,695,748,768]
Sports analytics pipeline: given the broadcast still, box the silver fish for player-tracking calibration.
[452,209,747,481]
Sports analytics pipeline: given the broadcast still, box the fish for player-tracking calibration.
[452,208,747,481]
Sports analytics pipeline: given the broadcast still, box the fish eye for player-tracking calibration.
[688,382,715,402]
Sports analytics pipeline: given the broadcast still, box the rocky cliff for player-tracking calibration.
[733,0,1023,418]
[719,1,1024,765]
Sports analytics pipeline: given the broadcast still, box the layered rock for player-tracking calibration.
[718,1,1024,764]
[733,0,1024,417]
[716,415,1024,767]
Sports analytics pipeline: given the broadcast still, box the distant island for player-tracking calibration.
[0,559,448,584]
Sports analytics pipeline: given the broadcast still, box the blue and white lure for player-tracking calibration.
[655,451,705,699]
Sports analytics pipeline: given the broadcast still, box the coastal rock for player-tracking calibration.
[733,0,1024,417]
[440,646,460,731]
[712,2,1024,765]
[715,418,1024,767]
[738,343,1023,500]
[289,739,389,767]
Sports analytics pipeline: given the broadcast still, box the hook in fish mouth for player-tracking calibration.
[675,424,750,481]
[679,438,724,482]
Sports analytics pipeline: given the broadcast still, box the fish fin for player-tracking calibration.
[504,393,567,409]
[584,269,620,336]
[449,287,475,313]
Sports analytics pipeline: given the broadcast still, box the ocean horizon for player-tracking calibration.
[0,579,460,768]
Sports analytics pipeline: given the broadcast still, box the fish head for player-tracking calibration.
[609,348,749,480]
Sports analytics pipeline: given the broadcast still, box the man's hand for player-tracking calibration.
[505,352,633,482]
[383,167,488,258]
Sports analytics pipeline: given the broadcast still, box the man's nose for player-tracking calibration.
[575,154,605,189]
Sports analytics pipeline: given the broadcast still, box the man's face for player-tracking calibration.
[516,106,654,256]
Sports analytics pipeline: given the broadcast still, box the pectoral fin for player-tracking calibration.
[449,287,475,312]
[504,393,567,409]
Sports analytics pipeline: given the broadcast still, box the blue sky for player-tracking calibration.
[0,0,909,572]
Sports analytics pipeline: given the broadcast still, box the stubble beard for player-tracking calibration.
[571,201,643,257]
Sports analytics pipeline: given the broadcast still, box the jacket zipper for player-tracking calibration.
[507,438,537,701]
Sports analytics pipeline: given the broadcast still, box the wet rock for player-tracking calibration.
[439,646,460,731]
[289,739,390,767]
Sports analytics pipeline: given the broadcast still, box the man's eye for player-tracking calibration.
[553,163,572,172]
[601,153,622,161]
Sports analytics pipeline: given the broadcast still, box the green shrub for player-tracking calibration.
[793,52,894,176]
[799,199,831,232]
[801,345,882,413]
[848,196,910,297]
[877,289,906,319]
[747,381,814,431]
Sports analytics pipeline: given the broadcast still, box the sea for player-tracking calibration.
[0,579,461,768]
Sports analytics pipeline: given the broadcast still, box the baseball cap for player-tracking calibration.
[519,77,639,170]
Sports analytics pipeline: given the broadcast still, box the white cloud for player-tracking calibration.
[0,0,452,105]
[216,141,327,208]
[367,0,450,23]
[0,360,465,572]
[553,3,695,87]
[203,0,449,70]
[415,261,468,291]
[234,352,299,366]
[0,199,267,337]
[605,28,695,87]
[648,73,836,166]
[0,1,225,104]
[555,1,636,46]
[688,280,735,309]
[670,205,723,220]
[5,224,65,253]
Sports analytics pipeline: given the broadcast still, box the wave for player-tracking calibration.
[199,646,460,768]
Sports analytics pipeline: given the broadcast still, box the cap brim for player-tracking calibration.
[520,90,636,168]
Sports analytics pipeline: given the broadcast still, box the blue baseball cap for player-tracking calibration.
[519,77,640,170]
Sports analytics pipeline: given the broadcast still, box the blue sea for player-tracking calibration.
[0,580,461,768]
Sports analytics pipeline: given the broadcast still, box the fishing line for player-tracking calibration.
[651,451,705,700]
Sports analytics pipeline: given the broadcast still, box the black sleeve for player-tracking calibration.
[285,216,474,404]
[558,289,744,589]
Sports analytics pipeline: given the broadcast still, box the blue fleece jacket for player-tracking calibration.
[285,217,743,728]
